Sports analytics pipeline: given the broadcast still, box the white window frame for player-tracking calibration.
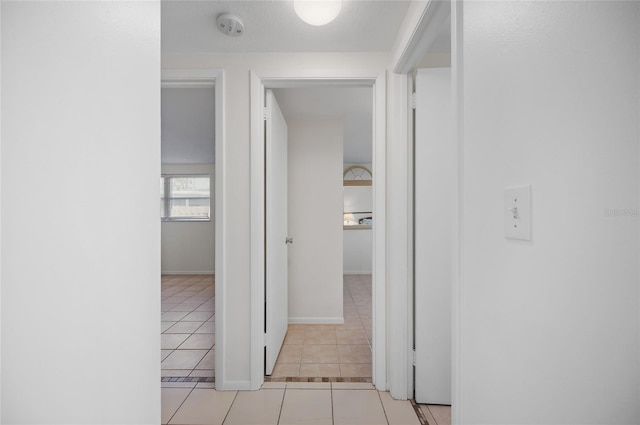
[161,174,212,222]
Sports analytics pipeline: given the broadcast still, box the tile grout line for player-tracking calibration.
[164,383,197,425]
[220,389,240,425]
[376,390,391,425]
[163,295,213,307]
[276,386,287,425]
[166,296,208,312]
[330,384,335,425]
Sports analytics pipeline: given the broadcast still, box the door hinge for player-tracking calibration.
[263,106,267,121]
[264,333,267,347]
[412,349,416,366]
[411,92,417,110]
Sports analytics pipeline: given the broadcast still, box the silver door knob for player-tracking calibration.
[285,237,294,244]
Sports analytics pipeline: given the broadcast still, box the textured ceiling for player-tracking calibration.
[162,0,411,53]
[161,1,413,163]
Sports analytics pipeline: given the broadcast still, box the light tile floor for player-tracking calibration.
[271,274,373,379]
[162,381,424,425]
[161,274,452,425]
[161,274,215,378]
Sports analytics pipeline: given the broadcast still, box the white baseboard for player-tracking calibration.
[215,380,252,391]
[288,317,344,325]
[161,271,215,275]
[343,271,372,275]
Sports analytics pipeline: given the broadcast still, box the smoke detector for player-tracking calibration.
[216,13,245,37]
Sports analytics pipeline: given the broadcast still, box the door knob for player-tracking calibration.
[285,237,293,244]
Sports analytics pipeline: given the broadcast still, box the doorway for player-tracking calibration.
[401,0,454,416]
[249,70,387,390]
[262,87,374,381]
[159,70,224,384]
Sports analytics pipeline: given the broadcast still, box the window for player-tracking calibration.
[161,175,211,221]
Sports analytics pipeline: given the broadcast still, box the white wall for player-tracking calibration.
[343,185,373,215]
[162,52,389,389]
[288,119,343,323]
[1,2,160,423]
[161,87,216,164]
[343,229,372,274]
[161,164,215,274]
[0,3,3,420]
[460,2,640,423]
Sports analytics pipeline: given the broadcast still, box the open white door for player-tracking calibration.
[414,68,453,404]
[265,89,289,375]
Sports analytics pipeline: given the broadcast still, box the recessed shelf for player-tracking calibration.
[343,225,372,230]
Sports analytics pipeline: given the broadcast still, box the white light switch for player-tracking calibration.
[504,186,531,241]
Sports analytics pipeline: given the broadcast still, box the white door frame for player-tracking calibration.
[160,68,227,386]
[387,0,461,409]
[249,70,387,390]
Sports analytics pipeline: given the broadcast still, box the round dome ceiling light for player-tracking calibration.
[216,13,245,37]
[294,0,342,26]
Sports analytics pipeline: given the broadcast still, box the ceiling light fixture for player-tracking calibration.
[294,0,342,26]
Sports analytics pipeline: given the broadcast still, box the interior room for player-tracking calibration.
[160,85,216,381]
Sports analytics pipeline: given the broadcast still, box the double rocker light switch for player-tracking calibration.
[504,185,532,241]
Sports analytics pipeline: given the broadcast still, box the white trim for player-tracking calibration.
[0,2,3,416]
[213,70,227,391]
[217,380,252,391]
[371,71,387,391]
[250,69,387,392]
[160,271,215,275]
[406,74,415,400]
[288,317,345,325]
[390,0,451,74]
[161,69,223,81]
[387,72,413,401]
[343,271,373,275]
[161,82,214,89]
[160,68,227,390]
[451,1,464,422]
[387,0,455,403]
[252,69,377,87]
[249,71,266,390]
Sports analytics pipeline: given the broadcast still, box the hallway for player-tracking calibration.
[270,274,372,380]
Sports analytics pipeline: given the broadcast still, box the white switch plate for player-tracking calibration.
[504,185,531,241]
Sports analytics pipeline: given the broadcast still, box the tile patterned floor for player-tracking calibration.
[161,274,215,378]
[162,381,428,425]
[160,274,452,425]
[271,274,373,379]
